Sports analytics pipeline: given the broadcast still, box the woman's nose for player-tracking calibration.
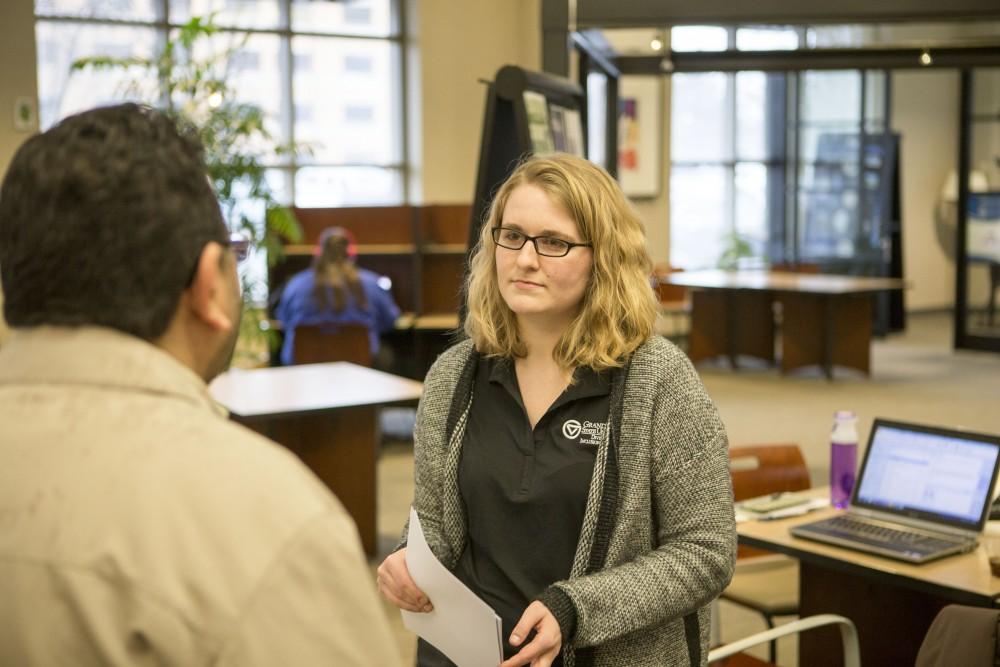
[515,239,539,265]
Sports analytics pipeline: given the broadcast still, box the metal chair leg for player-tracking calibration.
[764,613,777,664]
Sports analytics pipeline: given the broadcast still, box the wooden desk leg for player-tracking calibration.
[732,290,775,366]
[823,297,834,380]
[779,293,823,375]
[244,407,379,556]
[688,290,729,364]
[798,561,954,667]
[689,290,774,368]
[830,296,872,376]
[781,294,871,377]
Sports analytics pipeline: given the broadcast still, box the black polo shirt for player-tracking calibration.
[453,354,614,660]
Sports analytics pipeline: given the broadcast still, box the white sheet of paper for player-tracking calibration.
[402,507,503,667]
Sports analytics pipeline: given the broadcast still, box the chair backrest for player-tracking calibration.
[292,323,372,366]
[730,444,811,502]
[916,604,1000,667]
[652,264,687,305]
[731,444,811,559]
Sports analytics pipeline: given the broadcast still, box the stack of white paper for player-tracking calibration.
[402,508,504,667]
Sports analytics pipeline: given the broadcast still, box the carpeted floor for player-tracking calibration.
[373,311,1000,665]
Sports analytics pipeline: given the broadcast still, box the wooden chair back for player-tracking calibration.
[731,444,811,558]
[652,264,687,305]
[292,323,373,367]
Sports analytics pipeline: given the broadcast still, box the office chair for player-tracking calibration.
[291,323,373,367]
[709,614,860,667]
[915,604,1000,667]
[721,444,811,664]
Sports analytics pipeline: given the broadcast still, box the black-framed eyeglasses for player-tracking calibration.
[491,226,592,258]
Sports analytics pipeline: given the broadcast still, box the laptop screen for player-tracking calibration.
[851,419,1000,531]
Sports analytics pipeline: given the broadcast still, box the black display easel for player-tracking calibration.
[460,65,586,321]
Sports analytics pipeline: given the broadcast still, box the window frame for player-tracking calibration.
[33,0,408,206]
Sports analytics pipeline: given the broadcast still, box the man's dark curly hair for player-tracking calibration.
[0,103,227,340]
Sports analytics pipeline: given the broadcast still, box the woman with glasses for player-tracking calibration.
[275,226,400,366]
[377,154,735,667]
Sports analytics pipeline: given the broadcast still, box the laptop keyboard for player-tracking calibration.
[815,515,962,553]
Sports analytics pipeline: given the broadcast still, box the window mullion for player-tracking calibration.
[279,0,295,205]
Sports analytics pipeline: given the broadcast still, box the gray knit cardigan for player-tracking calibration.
[402,335,736,667]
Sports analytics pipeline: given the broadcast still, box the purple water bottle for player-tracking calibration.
[830,411,858,509]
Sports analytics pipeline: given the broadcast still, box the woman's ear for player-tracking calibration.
[187,242,236,332]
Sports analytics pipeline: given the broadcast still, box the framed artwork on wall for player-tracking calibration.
[618,76,663,198]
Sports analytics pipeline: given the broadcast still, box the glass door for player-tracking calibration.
[956,68,1000,351]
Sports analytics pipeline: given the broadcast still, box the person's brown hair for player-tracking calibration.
[464,153,656,371]
[0,103,226,340]
[312,227,367,312]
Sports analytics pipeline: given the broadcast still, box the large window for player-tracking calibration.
[669,26,796,270]
[668,26,890,272]
[34,0,405,207]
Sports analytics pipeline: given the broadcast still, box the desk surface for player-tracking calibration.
[663,270,907,295]
[210,362,423,420]
[738,488,1000,605]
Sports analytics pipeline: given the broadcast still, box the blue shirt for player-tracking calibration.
[275,267,401,365]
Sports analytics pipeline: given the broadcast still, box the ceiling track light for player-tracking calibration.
[919,49,933,66]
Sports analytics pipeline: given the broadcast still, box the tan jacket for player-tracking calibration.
[0,326,401,666]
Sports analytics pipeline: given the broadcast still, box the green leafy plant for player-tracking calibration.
[72,15,304,364]
[717,231,756,271]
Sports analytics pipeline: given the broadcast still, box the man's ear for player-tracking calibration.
[187,242,235,332]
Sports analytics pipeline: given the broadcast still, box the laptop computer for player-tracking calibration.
[791,418,1000,564]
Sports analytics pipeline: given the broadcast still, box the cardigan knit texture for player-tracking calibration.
[403,335,736,667]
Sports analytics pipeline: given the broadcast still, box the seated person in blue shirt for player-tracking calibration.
[275,227,400,365]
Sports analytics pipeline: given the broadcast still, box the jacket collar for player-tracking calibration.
[0,325,221,415]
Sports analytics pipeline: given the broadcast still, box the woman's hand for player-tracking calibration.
[375,548,433,613]
[499,601,562,667]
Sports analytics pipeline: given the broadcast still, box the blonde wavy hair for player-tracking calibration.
[464,153,656,371]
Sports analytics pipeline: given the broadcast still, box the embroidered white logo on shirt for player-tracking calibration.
[562,419,608,446]
[562,419,582,439]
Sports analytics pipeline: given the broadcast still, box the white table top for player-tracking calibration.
[210,362,423,419]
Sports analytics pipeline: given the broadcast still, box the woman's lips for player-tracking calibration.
[512,279,542,289]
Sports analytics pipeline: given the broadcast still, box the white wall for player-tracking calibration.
[891,70,960,311]
[0,0,38,182]
[409,0,540,203]
[0,0,38,344]
[630,79,671,267]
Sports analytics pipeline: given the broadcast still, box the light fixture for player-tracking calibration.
[650,37,664,52]
[919,49,933,66]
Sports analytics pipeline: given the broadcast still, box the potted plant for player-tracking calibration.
[72,15,304,365]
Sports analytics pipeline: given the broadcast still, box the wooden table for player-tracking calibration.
[210,362,423,556]
[661,270,907,378]
[738,488,1000,666]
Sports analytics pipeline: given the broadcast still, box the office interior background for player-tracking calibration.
[2,0,1000,485]
[3,2,1000,487]
[2,1,1000,661]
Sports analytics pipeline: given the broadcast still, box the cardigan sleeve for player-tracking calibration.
[542,343,737,648]
[395,341,473,566]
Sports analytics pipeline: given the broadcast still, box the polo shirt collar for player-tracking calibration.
[487,354,613,412]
